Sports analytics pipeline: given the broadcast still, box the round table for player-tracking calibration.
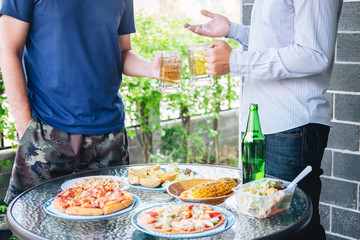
[7,164,312,240]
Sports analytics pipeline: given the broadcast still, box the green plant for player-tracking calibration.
[123,15,239,164]
[0,70,17,149]
[0,69,16,220]
[157,124,206,164]
[0,69,16,235]
[0,200,7,213]
[150,151,173,163]
[159,125,187,161]
[0,159,11,168]
[122,16,169,163]
[187,126,207,164]
[204,73,239,164]
[0,199,8,233]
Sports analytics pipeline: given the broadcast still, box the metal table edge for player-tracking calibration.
[6,164,312,240]
[254,190,313,240]
[7,198,47,240]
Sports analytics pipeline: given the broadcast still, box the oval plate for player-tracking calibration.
[131,203,235,239]
[61,175,127,191]
[43,194,140,221]
[121,176,167,192]
[122,168,203,192]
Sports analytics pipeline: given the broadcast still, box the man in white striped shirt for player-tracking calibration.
[185,0,343,239]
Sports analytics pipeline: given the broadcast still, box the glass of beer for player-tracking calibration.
[187,43,213,86]
[158,51,182,94]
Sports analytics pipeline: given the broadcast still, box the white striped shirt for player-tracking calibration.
[228,0,343,134]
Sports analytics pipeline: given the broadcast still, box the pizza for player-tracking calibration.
[137,204,226,234]
[53,181,133,216]
[73,176,123,190]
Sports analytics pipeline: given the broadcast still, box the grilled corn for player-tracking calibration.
[185,178,241,198]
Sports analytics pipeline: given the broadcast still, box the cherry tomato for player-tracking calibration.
[208,211,222,218]
[145,211,158,217]
[187,204,194,211]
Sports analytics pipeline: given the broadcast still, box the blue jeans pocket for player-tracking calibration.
[265,127,305,181]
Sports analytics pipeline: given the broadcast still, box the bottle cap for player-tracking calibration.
[249,103,258,110]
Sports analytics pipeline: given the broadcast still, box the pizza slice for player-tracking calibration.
[53,184,134,216]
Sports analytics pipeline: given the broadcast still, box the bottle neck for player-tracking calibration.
[243,106,264,140]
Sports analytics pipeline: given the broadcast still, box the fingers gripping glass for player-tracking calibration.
[187,43,213,86]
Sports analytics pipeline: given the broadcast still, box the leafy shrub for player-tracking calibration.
[123,15,239,163]
[0,70,17,149]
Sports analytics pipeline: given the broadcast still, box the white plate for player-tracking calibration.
[43,194,140,221]
[61,175,127,190]
[122,168,203,192]
[121,176,168,192]
[131,203,235,239]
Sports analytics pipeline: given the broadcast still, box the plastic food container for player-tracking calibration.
[233,178,295,218]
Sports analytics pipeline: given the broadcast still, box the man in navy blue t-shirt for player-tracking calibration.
[0,0,160,203]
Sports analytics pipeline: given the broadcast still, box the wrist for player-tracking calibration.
[148,63,158,79]
[150,53,161,80]
[225,20,231,37]
[226,22,235,38]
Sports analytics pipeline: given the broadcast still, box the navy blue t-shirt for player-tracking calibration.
[0,0,135,134]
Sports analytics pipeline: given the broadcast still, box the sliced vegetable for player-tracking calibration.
[208,211,222,218]
[145,211,159,217]
[186,204,194,211]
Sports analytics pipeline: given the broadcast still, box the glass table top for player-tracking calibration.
[7,164,312,240]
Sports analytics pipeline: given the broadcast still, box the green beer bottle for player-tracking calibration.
[242,104,265,183]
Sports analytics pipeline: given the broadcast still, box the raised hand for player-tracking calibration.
[184,10,231,38]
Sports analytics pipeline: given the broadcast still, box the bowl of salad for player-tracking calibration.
[234,178,295,218]
[161,163,203,189]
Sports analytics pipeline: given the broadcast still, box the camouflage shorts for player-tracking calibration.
[5,116,129,204]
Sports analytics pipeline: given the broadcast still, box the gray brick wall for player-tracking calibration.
[241,1,360,239]
[323,1,360,238]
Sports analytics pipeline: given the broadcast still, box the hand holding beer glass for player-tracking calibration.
[158,51,182,94]
[157,43,212,94]
[187,43,213,86]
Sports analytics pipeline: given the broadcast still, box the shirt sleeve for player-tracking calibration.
[118,0,136,35]
[230,0,342,80]
[0,0,34,23]
[226,22,250,48]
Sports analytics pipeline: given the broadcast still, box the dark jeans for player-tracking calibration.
[265,123,330,239]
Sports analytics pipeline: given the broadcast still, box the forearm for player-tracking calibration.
[229,44,329,81]
[226,22,250,48]
[0,15,31,137]
[1,54,31,136]
[121,50,153,78]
